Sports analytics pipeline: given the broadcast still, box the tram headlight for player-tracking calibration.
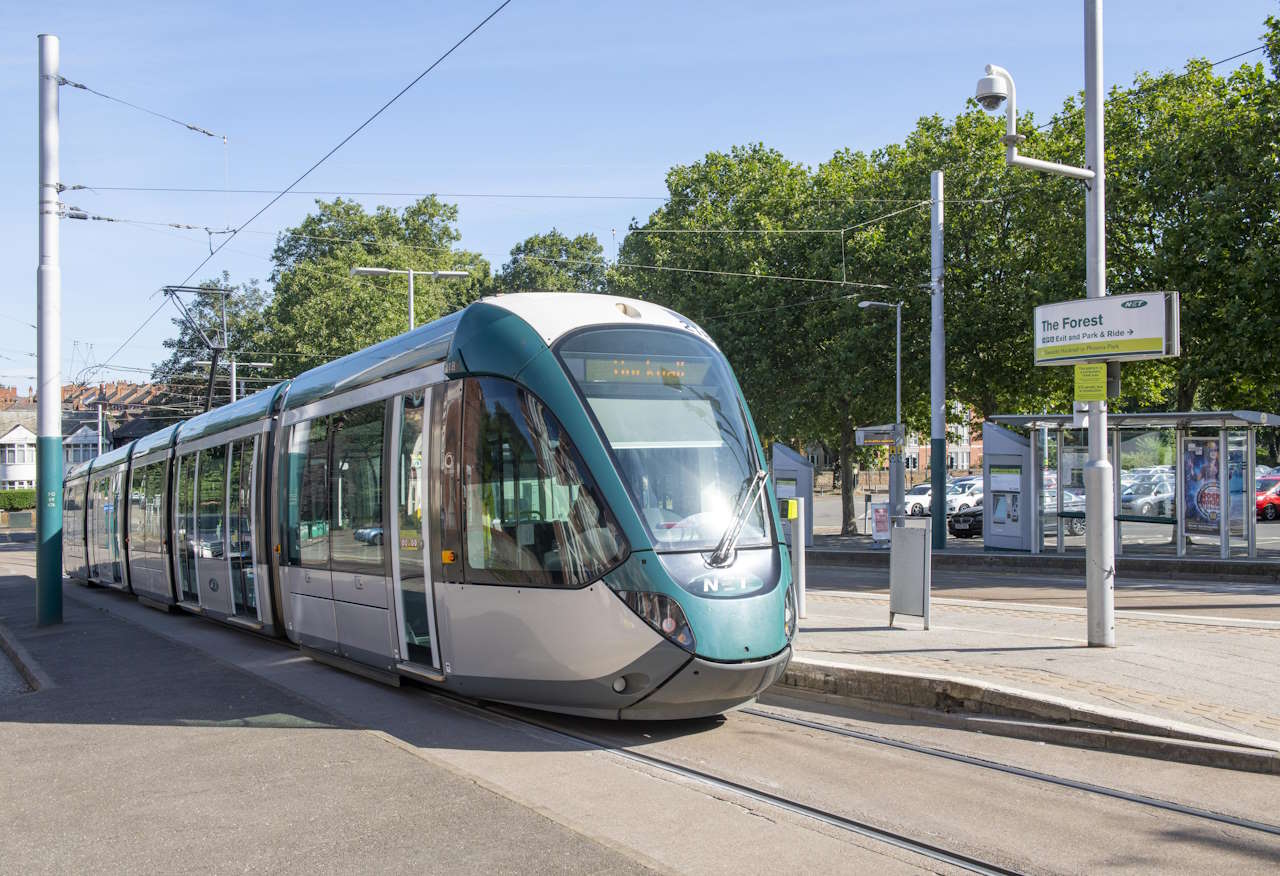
[617,590,696,652]
[784,585,797,640]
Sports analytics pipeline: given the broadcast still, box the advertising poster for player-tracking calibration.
[1182,438,1221,535]
[871,503,891,542]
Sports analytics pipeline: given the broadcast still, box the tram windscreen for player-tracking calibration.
[557,327,771,553]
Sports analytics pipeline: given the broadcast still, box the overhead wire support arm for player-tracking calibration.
[50,74,225,140]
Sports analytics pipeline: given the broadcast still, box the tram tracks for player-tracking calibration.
[422,686,1280,874]
[740,705,1280,839]
[423,692,1024,875]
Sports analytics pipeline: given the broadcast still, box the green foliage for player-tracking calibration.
[0,490,36,511]
[615,20,1280,532]
[494,229,607,293]
[258,197,490,376]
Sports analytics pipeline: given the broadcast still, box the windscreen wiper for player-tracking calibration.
[708,468,768,567]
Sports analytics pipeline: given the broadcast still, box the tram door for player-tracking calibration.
[393,388,442,670]
[194,444,234,615]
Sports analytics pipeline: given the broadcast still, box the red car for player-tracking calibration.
[1258,475,1280,521]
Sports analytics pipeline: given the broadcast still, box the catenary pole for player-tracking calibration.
[36,34,63,625]
[929,171,946,548]
[1083,0,1115,646]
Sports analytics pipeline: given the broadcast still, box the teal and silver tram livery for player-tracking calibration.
[63,294,795,719]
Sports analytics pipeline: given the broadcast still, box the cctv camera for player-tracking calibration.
[974,74,1009,111]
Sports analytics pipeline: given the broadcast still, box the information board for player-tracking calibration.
[1034,292,1177,366]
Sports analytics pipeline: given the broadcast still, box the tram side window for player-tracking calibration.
[129,466,146,552]
[146,461,165,556]
[286,418,330,569]
[461,377,626,589]
[330,402,385,574]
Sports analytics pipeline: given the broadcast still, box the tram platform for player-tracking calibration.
[783,569,1280,770]
[0,563,650,875]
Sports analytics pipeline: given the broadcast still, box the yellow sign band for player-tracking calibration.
[1037,336,1163,363]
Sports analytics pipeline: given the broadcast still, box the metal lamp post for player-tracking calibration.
[974,0,1114,647]
[349,266,469,330]
[860,299,904,517]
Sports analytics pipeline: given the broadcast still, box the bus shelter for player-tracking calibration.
[986,411,1280,560]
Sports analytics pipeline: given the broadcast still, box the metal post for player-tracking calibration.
[96,396,103,455]
[1082,0,1115,647]
[1219,428,1229,560]
[407,269,416,330]
[1056,427,1065,553]
[36,34,63,626]
[792,497,807,619]
[1247,428,1256,558]
[229,357,237,404]
[1176,430,1186,557]
[1112,428,1122,557]
[892,301,904,518]
[930,170,946,550]
[1030,427,1041,554]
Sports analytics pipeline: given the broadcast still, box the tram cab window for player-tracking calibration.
[460,377,626,588]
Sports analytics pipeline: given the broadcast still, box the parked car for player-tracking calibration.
[948,501,983,538]
[1120,481,1175,516]
[945,481,983,514]
[905,484,932,516]
[1257,476,1280,522]
[1043,487,1087,535]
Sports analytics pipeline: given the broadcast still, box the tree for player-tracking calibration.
[259,197,490,378]
[494,230,607,293]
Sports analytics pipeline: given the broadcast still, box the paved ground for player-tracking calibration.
[796,564,1280,746]
[4,543,1280,872]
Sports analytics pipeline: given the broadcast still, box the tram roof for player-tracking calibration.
[176,382,288,446]
[132,422,180,457]
[87,441,134,475]
[282,310,461,412]
[481,293,715,347]
[989,410,1280,430]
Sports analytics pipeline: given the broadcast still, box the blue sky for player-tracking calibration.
[2,0,1275,393]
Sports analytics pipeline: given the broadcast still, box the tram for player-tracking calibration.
[62,294,795,719]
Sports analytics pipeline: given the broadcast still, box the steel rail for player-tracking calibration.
[453,699,1023,876]
[743,706,1280,838]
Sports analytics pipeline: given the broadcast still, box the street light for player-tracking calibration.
[973,0,1114,648]
[349,266,469,331]
[860,299,904,517]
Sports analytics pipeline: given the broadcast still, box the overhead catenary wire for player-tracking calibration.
[172,0,514,290]
[85,1,514,386]
[1029,44,1267,132]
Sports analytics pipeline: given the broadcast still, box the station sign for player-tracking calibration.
[856,424,903,447]
[1034,292,1179,366]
